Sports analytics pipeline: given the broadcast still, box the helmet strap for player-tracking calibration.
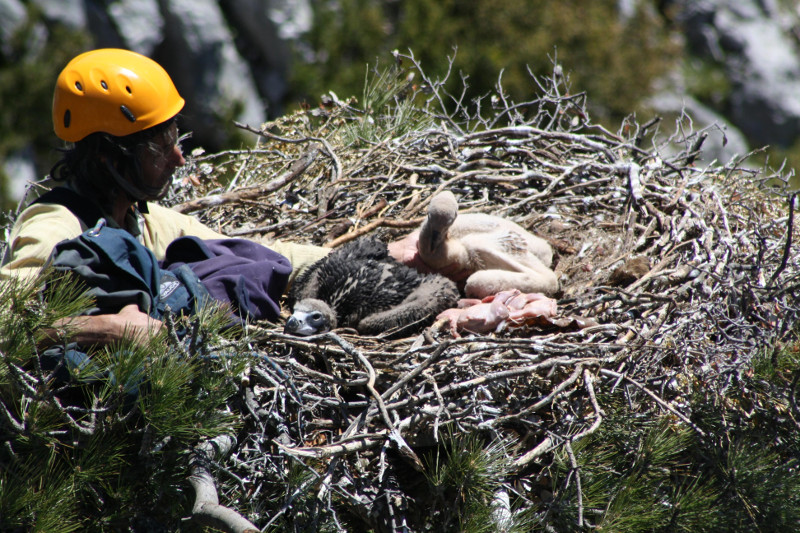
[103,159,170,202]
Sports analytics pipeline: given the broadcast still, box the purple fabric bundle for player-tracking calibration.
[162,237,292,322]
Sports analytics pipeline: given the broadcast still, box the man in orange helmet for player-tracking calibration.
[0,49,357,345]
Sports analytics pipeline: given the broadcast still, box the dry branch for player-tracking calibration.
[173,145,319,214]
[188,435,259,532]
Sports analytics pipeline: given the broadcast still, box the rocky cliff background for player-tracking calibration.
[1,0,800,207]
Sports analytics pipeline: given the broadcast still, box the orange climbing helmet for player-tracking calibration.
[53,48,185,142]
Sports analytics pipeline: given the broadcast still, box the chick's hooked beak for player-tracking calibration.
[284,309,330,336]
[427,228,442,253]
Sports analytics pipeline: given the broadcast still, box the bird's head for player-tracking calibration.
[425,191,459,251]
[284,298,337,336]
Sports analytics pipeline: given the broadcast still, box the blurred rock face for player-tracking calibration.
[3,0,800,176]
[667,0,800,148]
[1,0,311,153]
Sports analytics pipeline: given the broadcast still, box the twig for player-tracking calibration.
[569,369,605,441]
[236,121,342,182]
[513,436,556,470]
[565,441,584,528]
[276,432,387,459]
[769,192,796,286]
[599,369,707,437]
[173,145,319,214]
[324,332,423,470]
[324,217,421,248]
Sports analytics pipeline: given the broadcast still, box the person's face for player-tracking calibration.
[138,122,185,198]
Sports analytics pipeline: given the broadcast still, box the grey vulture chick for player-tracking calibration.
[418,191,559,299]
[284,236,459,336]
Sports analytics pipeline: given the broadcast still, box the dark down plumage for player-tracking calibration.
[284,236,459,336]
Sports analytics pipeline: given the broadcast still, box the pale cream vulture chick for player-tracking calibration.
[418,191,559,299]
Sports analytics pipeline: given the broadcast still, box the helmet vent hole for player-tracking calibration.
[63,109,71,128]
[74,81,83,92]
[100,80,108,90]
[120,105,136,123]
[126,86,132,94]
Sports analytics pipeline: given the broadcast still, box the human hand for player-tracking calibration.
[114,303,164,344]
[47,303,164,348]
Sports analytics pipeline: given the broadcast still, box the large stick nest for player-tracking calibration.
[167,57,800,530]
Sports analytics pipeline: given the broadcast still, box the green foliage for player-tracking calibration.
[683,57,732,112]
[0,6,90,214]
[0,272,247,530]
[544,384,800,532]
[756,138,800,194]
[214,97,256,150]
[716,442,800,530]
[751,341,800,383]
[424,429,531,533]
[339,63,434,146]
[259,459,343,533]
[290,0,679,126]
[290,0,390,106]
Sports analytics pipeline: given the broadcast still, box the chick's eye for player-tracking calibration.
[311,312,323,321]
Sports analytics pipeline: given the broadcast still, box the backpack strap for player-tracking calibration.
[32,187,105,228]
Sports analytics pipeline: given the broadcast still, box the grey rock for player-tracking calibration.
[5,146,39,204]
[158,0,265,148]
[647,90,750,164]
[0,0,26,57]
[8,0,800,208]
[5,0,318,201]
[17,0,280,153]
[220,0,311,115]
[267,0,313,40]
[35,0,86,28]
[107,0,164,55]
[671,0,800,148]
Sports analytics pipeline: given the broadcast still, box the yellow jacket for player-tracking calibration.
[1,197,328,285]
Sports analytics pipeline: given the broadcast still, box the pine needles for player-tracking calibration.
[340,61,434,147]
[542,392,800,532]
[425,429,532,533]
[0,272,249,530]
